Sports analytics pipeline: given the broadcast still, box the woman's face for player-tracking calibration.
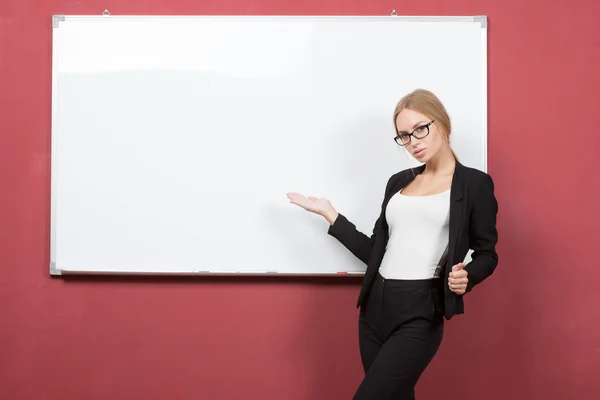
[395,108,446,163]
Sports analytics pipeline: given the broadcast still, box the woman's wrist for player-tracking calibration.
[323,209,339,225]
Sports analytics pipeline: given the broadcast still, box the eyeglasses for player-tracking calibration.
[394,120,435,146]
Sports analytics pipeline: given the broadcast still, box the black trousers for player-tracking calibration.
[353,272,444,400]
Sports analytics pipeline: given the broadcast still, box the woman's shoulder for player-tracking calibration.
[457,163,495,186]
[384,162,496,194]
[456,163,496,201]
[386,163,494,181]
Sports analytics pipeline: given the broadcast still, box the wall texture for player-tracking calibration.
[1,0,599,399]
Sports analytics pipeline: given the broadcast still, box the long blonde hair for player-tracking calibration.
[393,89,459,161]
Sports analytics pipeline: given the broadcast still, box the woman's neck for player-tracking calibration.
[424,146,456,176]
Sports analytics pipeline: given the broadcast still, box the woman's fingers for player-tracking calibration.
[287,192,316,211]
[287,192,335,220]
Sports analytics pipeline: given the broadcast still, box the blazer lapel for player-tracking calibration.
[376,165,425,245]
[447,163,465,269]
[387,165,426,202]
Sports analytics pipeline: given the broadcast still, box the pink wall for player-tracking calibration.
[1,0,599,399]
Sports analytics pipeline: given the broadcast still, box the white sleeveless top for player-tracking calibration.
[378,189,450,280]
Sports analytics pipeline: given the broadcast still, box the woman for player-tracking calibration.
[287,89,499,400]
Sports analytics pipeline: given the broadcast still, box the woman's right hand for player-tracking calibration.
[286,192,339,225]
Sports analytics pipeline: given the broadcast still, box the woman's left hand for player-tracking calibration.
[448,263,468,295]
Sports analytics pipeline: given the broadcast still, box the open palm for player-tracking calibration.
[286,192,334,214]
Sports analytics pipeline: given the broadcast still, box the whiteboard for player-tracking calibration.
[50,15,487,276]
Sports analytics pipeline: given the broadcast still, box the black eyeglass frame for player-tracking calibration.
[394,120,435,146]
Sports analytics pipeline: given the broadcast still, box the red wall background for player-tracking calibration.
[1,0,599,399]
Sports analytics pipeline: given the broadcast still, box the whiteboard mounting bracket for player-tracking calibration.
[103,9,110,16]
[52,15,65,28]
[391,10,398,17]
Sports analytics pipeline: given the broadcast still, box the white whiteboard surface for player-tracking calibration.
[50,15,487,276]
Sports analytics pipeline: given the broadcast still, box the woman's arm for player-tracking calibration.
[326,213,383,265]
[326,175,397,265]
[464,173,499,292]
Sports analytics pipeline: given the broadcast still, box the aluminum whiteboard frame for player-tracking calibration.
[49,14,488,276]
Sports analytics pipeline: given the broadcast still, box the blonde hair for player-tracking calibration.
[393,89,459,161]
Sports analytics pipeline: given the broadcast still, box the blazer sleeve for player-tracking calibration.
[326,175,396,265]
[464,173,499,292]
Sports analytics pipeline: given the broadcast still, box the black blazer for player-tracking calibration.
[327,161,499,320]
